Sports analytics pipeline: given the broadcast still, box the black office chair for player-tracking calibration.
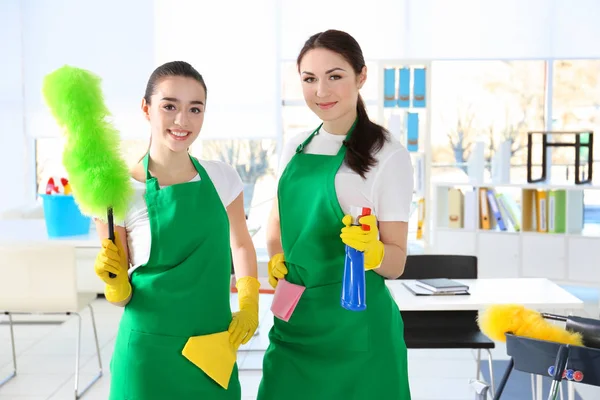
[398,254,496,395]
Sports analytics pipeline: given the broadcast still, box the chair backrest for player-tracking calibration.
[400,254,478,280]
[0,244,80,312]
[399,255,482,338]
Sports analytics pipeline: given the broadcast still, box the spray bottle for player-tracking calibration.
[341,206,371,312]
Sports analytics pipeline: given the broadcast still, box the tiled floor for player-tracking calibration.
[1,287,599,400]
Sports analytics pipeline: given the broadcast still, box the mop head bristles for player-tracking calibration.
[478,304,583,346]
[42,65,133,223]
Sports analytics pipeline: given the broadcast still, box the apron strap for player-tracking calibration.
[296,119,359,155]
[143,152,151,180]
[296,124,323,154]
[142,153,160,192]
[189,155,207,179]
[143,152,203,192]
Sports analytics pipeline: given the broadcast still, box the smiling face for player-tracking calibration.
[141,75,206,153]
[299,48,366,125]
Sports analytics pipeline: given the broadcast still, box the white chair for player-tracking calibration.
[0,244,102,398]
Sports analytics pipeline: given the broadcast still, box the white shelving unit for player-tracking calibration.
[373,60,432,251]
[430,181,600,286]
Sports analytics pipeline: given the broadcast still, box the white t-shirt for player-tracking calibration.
[279,126,414,222]
[117,160,243,268]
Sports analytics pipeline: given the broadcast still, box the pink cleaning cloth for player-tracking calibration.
[270,279,305,322]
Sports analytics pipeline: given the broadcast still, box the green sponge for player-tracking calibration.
[42,65,133,230]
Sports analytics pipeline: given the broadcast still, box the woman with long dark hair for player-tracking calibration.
[258,30,413,399]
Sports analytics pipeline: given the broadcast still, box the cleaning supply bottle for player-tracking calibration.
[341,206,371,312]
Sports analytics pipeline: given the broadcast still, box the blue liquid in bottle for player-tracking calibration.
[341,206,370,312]
[341,245,366,311]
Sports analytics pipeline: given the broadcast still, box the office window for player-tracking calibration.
[430,61,546,183]
[35,138,150,190]
[35,138,64,190]
[552,60,600,229]
[551,60,600,184]
[196,139,278,238]
[282,106,320,143]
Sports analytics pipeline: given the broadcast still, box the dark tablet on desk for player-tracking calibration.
[402,281,470,296]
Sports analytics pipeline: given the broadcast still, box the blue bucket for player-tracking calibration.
[41,194,92,237]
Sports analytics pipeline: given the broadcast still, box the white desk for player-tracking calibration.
[386,278,585,311]
[387,278,584,400]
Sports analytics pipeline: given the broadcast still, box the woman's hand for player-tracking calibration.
[340,214,385,271]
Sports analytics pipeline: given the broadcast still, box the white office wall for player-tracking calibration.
[407,0,600,59]
[154,0,280,140]
[553,0,600,59]
[281,0,600,60]
[280,0,408,61]
[0,0,29,214]
[21,0,155,140]
[405,0,554,59]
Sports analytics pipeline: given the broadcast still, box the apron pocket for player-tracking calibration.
[273,282,370,354]
[125,329,222,399]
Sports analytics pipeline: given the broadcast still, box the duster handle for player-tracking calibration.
[107,208,117,279]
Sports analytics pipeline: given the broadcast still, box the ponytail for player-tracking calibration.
[343,95,388,179]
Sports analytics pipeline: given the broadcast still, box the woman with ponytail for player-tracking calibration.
[258,30,413,399]
[93,61,259,399]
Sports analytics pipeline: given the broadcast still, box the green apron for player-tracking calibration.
[109,154,241,400]
[258,123,411,400]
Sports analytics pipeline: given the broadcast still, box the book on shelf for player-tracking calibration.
[444,187,521,232]
[522,188,569,234]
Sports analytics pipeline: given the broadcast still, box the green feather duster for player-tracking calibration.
[42,65,133,226]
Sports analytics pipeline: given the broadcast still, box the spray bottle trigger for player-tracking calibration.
[360,208,372,231]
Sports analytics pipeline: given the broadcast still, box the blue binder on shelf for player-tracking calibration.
[413,68,426,108]
[407,112,419,152]
[383,68,396,107]
[398,67,411,108]
[486,189,507,231]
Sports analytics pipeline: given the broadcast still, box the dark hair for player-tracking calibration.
[297,30,388,178]
[144,60,207,104]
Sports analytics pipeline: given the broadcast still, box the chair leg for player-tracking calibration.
[559,380,564,400]
[493,357,514,400]
[476,349,481,380]
[88,305,103,373]
[0,312,17,387]
[486,349,495,398]
[72,307,103,399]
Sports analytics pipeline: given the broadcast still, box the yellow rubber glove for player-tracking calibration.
[340,214,385,271]
[267,253,288,289]
[228,276,260,349]
[94,231,131,303]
